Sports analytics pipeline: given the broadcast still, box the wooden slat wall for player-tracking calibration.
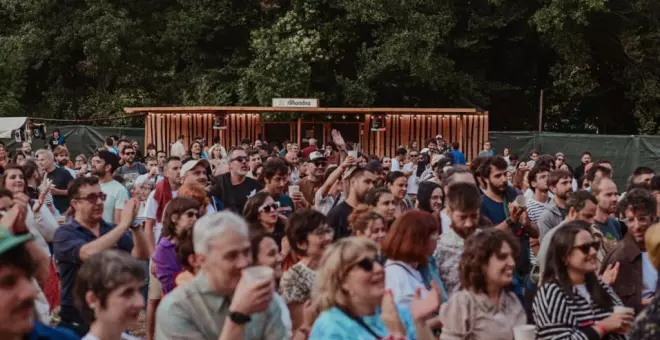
[145,113,259,154]
[363,113,488,161]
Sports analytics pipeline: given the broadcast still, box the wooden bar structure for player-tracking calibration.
[125,106,489,161]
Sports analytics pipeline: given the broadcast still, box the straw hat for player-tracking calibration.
[645,223,660,270]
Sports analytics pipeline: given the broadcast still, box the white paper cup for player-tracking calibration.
[241,266,274,284]
[288,185,300,194]
[513,325,536,340]
[614,306,634,315]
[348,150,358,158]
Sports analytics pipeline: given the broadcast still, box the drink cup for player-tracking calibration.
[348,150,358,158]
[613,306,634,315]
[241,266,274,284]
[513,325,536,340]
[514,195,528,208]
[288,185,300,194]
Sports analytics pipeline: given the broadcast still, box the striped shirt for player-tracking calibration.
[526,198,550,223]
[533,281,626,340]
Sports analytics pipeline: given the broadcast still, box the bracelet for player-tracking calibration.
[594,322,607,335]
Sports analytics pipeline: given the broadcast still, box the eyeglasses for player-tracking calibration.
[258,202,280,213]
[311,226,335,236]
[572,241,601,255]
[183,211,201,218]
[231,156,249,163]
[353,255,385,272]
[124,152,135,155]
[75,192,107,203]
[622,215,657,226]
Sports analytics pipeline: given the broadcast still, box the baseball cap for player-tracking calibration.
[309,151,326,162]
[435,134,443,139]
[0,228,33,256]
[180,159,210,177]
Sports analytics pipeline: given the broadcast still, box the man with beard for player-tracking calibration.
[434,182,489,295]
[574,151,592,179]
[327,167,377,238]
[262,158,295,216]
[298,151,326,205]
[210,149,262,214]
[538,169,574,240]
[480,156,539,280]
[601,189,658,313]
[180,159,210,188]
[526,166,552,225]
[92,150,127,225]
[593,176,624,242]
[144,156,182,340]
[53,146,77,178]
[53,177,149,336]
[21,141,33,158]
[115,145,147,192]
[285,150,300,185]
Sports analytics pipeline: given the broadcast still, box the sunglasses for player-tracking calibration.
[75,192,107,203]
[572,241,601,255]
[124,152,135,155]
[231,156,249,163]
[353,254,385,272]
[258,202,280,213]
[409,154,419,158]
[313,161,327,167]
[183,211,201,218]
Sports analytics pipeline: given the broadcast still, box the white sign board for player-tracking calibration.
[272,98,319,108]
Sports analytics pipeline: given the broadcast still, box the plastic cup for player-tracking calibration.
[241,266,274,284]
[614,306,634,315]
[513,325,536,340]
[288,185,300,194]
[514,195,528,208]
[348,150,358,158]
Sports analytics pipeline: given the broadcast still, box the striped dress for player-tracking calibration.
[533,280,627,340]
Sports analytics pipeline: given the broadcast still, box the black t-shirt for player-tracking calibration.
[210,173,262,214]
[327,201,354,239]
[48,167,74,213]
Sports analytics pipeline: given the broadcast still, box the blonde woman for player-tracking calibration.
[308,237,440,340]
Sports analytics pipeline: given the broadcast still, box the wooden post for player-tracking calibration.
[297,116,302,146]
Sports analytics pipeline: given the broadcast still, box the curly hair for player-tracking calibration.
[459,229,520,293]
[617,188,657,217]
[347,204,384,235]
[512,168,530,192]
[178,183,209,207]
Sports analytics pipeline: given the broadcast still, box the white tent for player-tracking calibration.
[0,117,27,139]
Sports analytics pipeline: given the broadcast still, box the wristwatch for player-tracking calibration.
[229,311,251,324]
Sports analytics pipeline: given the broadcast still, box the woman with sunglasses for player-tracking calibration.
[383,210,448,310]
[151,197,200,295]
[309,237,439,340]
[348,205,387,243]
[439,229,526,340]
[244,192,286,247]
[75,250,145,340]
[534,221,632,340]
[280,209,333,330]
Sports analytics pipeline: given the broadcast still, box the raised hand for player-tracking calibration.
[331,130,346,150]
[601,262,620,285]
[410,281,442,322]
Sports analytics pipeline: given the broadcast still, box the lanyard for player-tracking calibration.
[338,307,383,339]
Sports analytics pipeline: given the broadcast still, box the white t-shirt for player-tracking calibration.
[100,180,129,225]
[641,252,658,299]
[403,163,419,195]
[391,158,401,172]
[145,190,178,243]
[135,173,164,186]
[440,210,451,235]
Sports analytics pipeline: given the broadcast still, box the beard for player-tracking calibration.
[452,225,475,239]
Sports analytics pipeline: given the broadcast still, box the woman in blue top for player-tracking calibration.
[308,237,439,340]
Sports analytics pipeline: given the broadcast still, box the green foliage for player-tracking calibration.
[1,0,660,133]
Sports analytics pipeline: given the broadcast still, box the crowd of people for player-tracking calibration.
[0,129,659,340]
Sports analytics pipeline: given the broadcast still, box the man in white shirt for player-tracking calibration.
[170,135,186,158]
[91,150,127,225]
[134,157,163,186]
[391,147,406,172]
